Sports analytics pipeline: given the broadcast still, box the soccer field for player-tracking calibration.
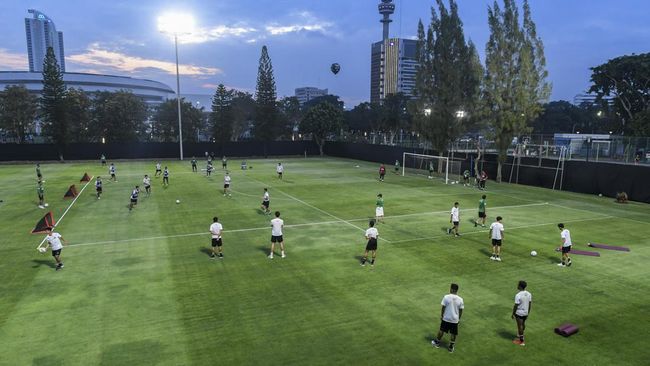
[1,157,648,366]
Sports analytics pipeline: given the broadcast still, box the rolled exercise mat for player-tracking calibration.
[587,243,630,252]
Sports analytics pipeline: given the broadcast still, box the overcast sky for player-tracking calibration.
[1,0,648,107]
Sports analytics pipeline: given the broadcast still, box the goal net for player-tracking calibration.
[402,152,462,184]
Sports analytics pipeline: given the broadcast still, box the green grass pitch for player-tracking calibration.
[0,157,649,366]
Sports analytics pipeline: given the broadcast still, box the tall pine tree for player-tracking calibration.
[211,84,234,143]
[414,0,482,157]
[254,46,279,142]
[41,47,68,159]
[483,0,550,181]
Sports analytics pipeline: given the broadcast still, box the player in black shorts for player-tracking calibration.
[360,220,379,266]
[191,158,197,172]
[95,177,103,199]
[128,185,139,211]
[163,167,169,186]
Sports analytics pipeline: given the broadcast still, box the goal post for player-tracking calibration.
[402,152,461,184]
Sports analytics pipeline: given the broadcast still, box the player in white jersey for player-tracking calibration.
[512,280,532,346]
[128,185,139,211]
[44,228,66,270]
[557,223,572,267]
[162,167,169,186]
[143,175,151,196]
[489,216,505,261]
[276,163,284,179]
[448,202,461,237]
[155,162,162,177]
[360,220,379,267]
[109,163,117,182]
[268,211,285,259]
[209,216,224,259]
[431,283,464,353]
[223,173,232,197]
[95,176,103,199]
[261,188,271,214]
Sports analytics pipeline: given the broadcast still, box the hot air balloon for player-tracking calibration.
[330,63,341,75]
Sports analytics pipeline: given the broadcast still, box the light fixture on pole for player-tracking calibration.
[158,12,195,160]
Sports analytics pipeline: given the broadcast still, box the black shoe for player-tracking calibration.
[455,233,461,237]
[448,345,455,353]
[567,259,572,267]
[210,254,217,260]
[219,253,224,258]
[431,340,441,348]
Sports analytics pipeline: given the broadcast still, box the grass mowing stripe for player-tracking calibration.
[36,175,94,249]
[66,202,553,249]
[389,215,614,244]
[244,174,393,242]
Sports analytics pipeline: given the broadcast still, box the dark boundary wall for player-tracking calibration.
[324,142,650,203]
[0,141,319,161]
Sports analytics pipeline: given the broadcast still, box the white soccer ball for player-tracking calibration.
[38,247,46,253]
[530,250,537,257]
[176,199,180,204]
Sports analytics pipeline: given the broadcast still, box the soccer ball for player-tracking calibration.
[175,199,180,204]
[38,247,46,253]
[530,250,537,257]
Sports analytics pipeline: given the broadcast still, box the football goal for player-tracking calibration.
[402,152,462,184]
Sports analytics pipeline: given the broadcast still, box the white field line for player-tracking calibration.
[67,202,552,249]
[36,176,94,249]
[389,215,614,244]
[548,203,649,225]
[244,176,392,242]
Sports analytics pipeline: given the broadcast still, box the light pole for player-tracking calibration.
[158,13,194,160]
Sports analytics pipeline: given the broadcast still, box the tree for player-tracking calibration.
[0,85,37,143]
[66,88,92,142]
[300,102,343,156]
[379,93,412,144]
[345,102,381,132]
[531,101,611,134]
[254,46,280,141]
[303,95,344,111]
[210,84,234,143]
[92,91,148,142]
[414,0,482,155]
[278,96,302,139]
[589,53,650,135]
[152,98,204,142]
[483,0,550,181]
[40,47,68,158]
[231,91,256,141]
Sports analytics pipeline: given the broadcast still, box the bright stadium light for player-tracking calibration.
[423,108,432,116]
[158,12,195,161]
[455,110,466,118]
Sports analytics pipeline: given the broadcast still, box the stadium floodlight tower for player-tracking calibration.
[158,12,195,161]
[378,0,395,41]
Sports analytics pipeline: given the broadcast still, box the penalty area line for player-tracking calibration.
[36,176,94,249]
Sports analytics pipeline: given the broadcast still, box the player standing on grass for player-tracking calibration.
[44,228,66,270]
[206,161,213,177]
[448,202,461,237]
[512,280,532,346]
[222,156,228,170]
[268,211,285,259]
[109,163,117,182]
[277,163,284,179]
[163,167,170,186]
[489,216,504,261]
[379,164,386,181]
[37,180,47,208]
[95,177,103,199]
[36,163,42,181]
[428,161,435,179]
[394,159,400,174]
[475,195,487,227]
[128,185,139,211]
[209,216,224,259]
[479,170,487,190]
[360,219,379,267]
[223,172,232,197]
[431,283,464,353]
[375,194,384,223]
[261,188,271,214]
[463,169,470,186]
[191,157,197,172]
[155,162,162,177]
[101,154,106,166]
[143,175,151,196]
[557,223,572,267]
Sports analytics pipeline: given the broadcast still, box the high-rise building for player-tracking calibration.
[370,1,418,104]
[295,87,328,105]
[25,9,65,72]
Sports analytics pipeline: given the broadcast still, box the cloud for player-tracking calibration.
[176,24,258,44]
[265,11,335,37]
[0,49,28,70]
[67,44,220,76]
